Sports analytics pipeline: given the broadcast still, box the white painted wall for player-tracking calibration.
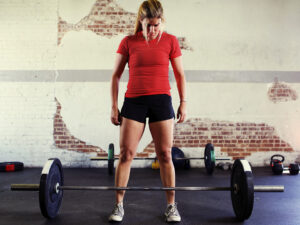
[0,0,299,70]
[1,81,299,167]
[0,0,57,70]
[0,0,299,167]
[55,0,300,70]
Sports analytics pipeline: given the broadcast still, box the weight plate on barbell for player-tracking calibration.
[289,163,299,175]
[108,143,114,175]
[39,158,64,219]
[172,147,185,169]
[204,143,215,174]
[231,159,254,221]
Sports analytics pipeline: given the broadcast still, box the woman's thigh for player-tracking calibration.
[120,117,146,153]
[149,119,174,155]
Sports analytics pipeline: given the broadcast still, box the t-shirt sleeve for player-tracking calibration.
[116,36,129,58]
[169,36,182,59]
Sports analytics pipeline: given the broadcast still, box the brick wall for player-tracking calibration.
[0,0,300,167]
[0,82,111,167]
[143,118,293,161]
[268,79,298,103]
[57,0,192,50]
[0,80,299,167]
[54,97,106,155]
[58,0,136,45]
[1,0,300,70]
[0,82,56,166]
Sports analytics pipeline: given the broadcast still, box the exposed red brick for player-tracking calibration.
[53,98,105,155]
[144,149,155,153]
[233,156,242,160]
[268,79,298,103]
[139,118,294,160]
[136,153,149,157]
[57,0,193,50]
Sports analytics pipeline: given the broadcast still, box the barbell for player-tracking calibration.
[11,158,284,221]
[91,143,230,175]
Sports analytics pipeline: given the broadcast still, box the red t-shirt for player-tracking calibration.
[117,31,182,98]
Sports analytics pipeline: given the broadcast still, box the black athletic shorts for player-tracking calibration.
[120,94,175,123]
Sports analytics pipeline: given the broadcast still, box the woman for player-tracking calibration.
[109,0,187,222]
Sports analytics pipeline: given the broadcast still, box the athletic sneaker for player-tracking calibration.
[108,202,124,222]
[165,202,181,222]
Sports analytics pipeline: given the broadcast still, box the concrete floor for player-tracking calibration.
[0,166,299,225]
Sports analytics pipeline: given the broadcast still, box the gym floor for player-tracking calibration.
[0,166,299,225]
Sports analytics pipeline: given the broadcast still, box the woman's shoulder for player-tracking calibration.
[162,32,178,41]
[120,32,142,43]
[162,31,178,44]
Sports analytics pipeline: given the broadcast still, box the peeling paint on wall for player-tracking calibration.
[143,118,294,160]
[54,97,106,155]
[57,0,192,50]
[268,78,298,103]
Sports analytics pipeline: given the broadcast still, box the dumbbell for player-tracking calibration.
[0,162,24,172]
[270,154,299,175]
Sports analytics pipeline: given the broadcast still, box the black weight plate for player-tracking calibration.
[108,143,115,175]
[204,143,215,174]
[108,159,114,175]
[39,158,64,219]
[231,159,254,221]
[289,163,299,175]
[0,162,24,172]
[108,143,114,160]
[172,147,185,169]
[184,159,191,170]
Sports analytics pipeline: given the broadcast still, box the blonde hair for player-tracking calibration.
[134,0,165,41]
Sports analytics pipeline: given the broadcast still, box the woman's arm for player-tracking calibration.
[110,53,128,125]
[170,56,187,123]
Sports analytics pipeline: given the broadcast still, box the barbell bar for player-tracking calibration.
[91,157,230,161]
[91,143,230,175]
[11,184,284,192]
[10,158,284,221]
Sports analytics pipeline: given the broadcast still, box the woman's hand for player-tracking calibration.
[111,106,122,126]
[176,102,187,123]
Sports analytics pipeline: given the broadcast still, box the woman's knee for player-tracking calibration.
[157,148,172,164]
[119,146,135,163]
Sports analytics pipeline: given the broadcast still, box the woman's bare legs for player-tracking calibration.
[115,117,145,203]
[149,119,175,204]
